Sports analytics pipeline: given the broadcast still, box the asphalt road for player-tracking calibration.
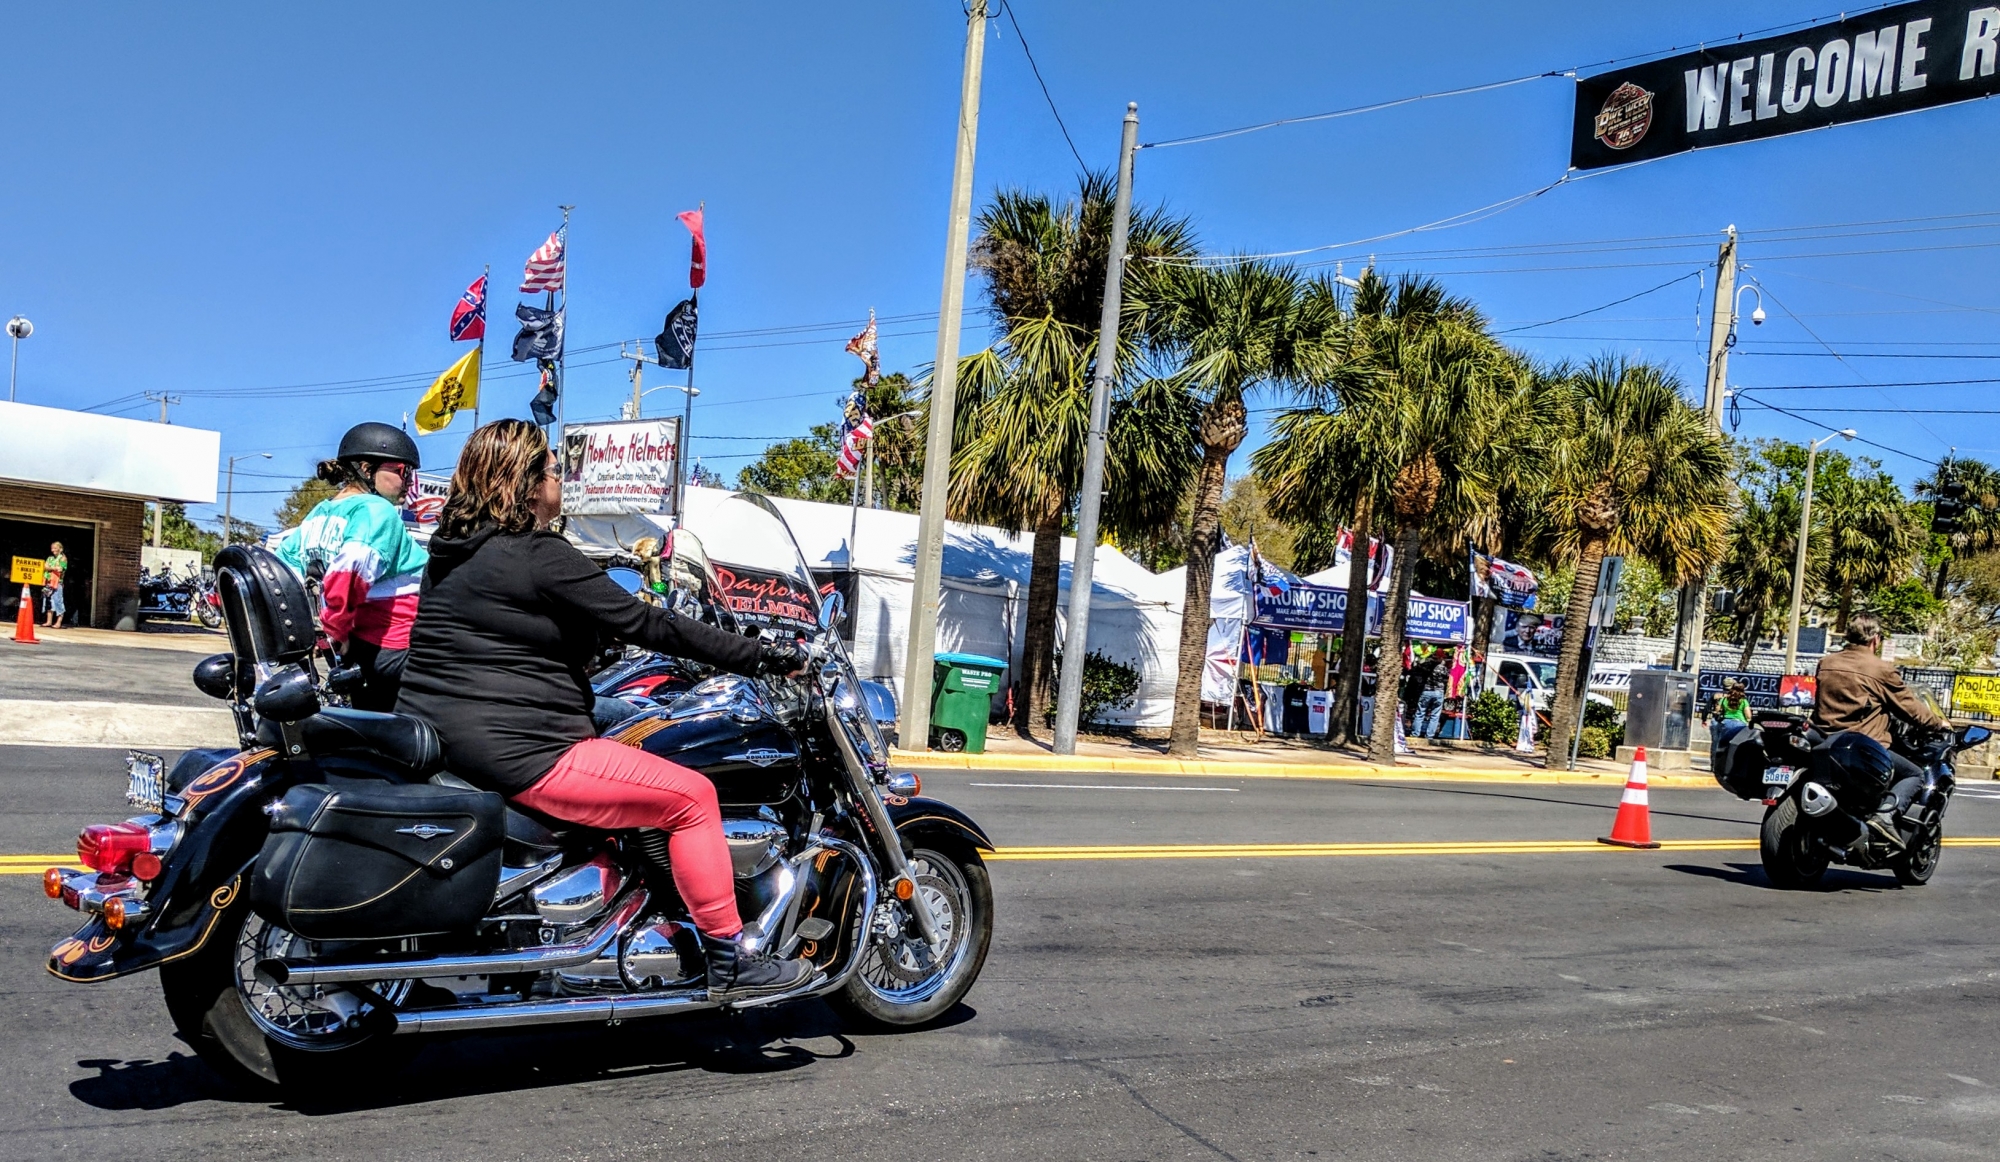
[5,745,2000,1160]
[0,639,217,707]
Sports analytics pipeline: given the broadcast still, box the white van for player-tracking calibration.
[1485,652,1624,710]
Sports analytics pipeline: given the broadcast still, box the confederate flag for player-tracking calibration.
[449,274,487,343]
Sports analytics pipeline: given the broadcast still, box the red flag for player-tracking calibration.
[677,208,706,289]
[449,274,487,342]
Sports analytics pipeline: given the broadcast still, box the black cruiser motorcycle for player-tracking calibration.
[42,493,992,1090]
[1711,698,1989,889]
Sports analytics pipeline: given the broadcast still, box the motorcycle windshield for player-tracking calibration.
[686,493,822,636]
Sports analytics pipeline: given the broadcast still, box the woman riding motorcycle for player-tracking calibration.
[276,422,428,711]
[395,418,813,999]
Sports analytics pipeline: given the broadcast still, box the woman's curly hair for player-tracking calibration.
[437,419,549,539]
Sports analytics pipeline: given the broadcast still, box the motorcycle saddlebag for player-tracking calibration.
[1710,720,1769,800]
[250,782,504,941]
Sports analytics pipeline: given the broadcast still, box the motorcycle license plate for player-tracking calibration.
[125,751,166,813]
[1763,765,1795,786]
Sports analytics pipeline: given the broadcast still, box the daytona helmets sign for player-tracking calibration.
[1571,0,2000,168]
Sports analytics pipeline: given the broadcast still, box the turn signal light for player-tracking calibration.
[42,868,63,899]
[104,897,130,930]
[892,876,916,902]
[77,823,150,875]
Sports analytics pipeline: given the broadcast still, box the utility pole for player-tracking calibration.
[145,391,182,424]
[627,344,645,419]
[145,393,183,548]
[223,452,271,547]
[897,1,988,750]
[1675,225,1737,687]
[1052,102,1140,755]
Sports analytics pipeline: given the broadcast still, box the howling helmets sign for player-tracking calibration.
[559,419,681,517]
[1571,1,2000,168]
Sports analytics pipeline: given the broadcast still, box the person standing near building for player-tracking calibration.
[40,541,66,628]
[1704,678,1752,727]
[276,423,427,711]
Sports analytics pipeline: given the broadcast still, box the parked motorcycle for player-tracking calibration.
[43,493,993,1090]
[138,563,223,628]
[1712,698,1990,888]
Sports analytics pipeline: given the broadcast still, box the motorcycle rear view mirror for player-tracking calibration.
[1962,724,1993,748]
[818,589,844,633]
[604,567,646,596]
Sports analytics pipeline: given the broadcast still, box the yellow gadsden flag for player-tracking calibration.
[414,349,480,434]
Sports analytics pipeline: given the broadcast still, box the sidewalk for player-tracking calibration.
[24,624,227,654]
[890,730,1722,789]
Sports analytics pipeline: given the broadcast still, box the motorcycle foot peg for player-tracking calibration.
[795,918,834,942]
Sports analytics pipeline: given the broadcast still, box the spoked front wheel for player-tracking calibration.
[833,842,992,1029]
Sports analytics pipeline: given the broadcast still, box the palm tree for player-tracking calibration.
[1134,260,1345,757]
[1818,467,1919,632]
[1717,488,1808,668]
[947,177,1197,740]
[1533,359,1731,766]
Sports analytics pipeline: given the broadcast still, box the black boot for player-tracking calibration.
[705,932,815,1000]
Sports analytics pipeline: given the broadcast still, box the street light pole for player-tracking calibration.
[898,1,988,750]
[1052,101,1140,756]
[223,452,272,546]
[1783,429,1855,676]
[6,316,32,402]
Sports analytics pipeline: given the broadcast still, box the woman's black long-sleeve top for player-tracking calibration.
[397,525,760,794]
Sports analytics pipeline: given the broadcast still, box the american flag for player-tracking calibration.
[520,226,566,293]
[834,394,874,480]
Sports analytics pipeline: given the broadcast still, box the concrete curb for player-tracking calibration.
[888,748,1721,789]
[0,699,236,749]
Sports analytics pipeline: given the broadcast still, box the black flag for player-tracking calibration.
[655,297,697,370]
[529,360,559,427]
[511,303,564,363]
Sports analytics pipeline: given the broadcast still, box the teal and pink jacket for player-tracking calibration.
[276,492,429,649]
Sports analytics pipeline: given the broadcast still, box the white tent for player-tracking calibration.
[576,487,1187,728]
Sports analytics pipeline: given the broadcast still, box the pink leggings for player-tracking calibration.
[513,738,742,938]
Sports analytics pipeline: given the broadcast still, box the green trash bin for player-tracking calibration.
[930,652,1006,753]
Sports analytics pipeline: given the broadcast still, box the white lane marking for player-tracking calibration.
[967,782,1237,792]
[1949,1074,1988,1087]
[1558,974,1587,983]
[1754,1013,1827,1035]
[1436,939,1487,953]
[1882,1095,1930,1104]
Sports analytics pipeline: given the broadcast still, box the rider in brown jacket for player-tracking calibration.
[1811,612,1944,813]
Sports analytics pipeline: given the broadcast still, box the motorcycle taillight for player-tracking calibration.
[77,822,150,875]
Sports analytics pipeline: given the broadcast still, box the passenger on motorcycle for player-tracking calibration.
[275,422,428,711]
[395,419,814,1000]
[1811,612,1946,815]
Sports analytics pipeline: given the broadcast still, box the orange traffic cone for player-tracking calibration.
[1598,745,1660,849]
[12,583,39,645]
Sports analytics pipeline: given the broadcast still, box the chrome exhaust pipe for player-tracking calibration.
[260,890,649,986]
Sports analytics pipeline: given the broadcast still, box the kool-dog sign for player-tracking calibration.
[1572,1,2000,168]
[560,419,681,517]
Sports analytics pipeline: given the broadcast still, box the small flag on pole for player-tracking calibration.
[845,309,880,386]
[511,303,564,362]
[449,274,487,342]
[530,361,560,427]
[414,349,481,435]
[677,208,706,289]
[834,392,874,480]
[655,298,697,370]
[521,226,567,293]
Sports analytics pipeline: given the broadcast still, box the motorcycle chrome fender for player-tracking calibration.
[46,748,284,983]
[884,796,994,853]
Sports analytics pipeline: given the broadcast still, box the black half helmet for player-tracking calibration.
[336,422,420,471]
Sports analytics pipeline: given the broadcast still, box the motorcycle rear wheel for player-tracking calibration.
[160,885,414,1092]
[1760,797,1828,890]
[832,841,992,1029]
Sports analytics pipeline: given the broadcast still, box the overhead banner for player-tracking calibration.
[1572,2,2000,169]
[560,418,680,517]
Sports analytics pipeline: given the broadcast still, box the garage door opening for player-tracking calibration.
[1,517,96,627]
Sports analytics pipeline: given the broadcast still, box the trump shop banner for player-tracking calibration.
[1572,2,2000,169]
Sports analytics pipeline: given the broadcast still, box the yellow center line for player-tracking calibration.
[984,837,2000,861]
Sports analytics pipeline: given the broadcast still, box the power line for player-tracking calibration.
[1140,72,1565,150]
[998,1,1087,171]
[1731,391,1940,467]
[1492,271,1703,336]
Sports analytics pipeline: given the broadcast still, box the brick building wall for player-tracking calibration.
[0,482,145,628]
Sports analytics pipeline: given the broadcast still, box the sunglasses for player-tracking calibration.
[378,461,413,479]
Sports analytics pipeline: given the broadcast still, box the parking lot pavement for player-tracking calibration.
[5,748,1998,1161]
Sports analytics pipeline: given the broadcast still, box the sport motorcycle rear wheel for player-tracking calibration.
[1760,797,1828,890]
[832,841,992,1029]
[160,880,415,1091]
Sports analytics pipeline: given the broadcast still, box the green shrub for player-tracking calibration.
[1577,725,1613,759]
[1582,699,1625,749]
[1467,691,1524,743]
[1047,649,1141,727]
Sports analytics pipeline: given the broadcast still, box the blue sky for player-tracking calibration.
[3,1,1995,530]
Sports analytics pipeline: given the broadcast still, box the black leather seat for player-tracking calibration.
[431,771,566,863]
[298,709,445,779]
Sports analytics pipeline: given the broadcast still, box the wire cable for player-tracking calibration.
[1731,390,1940,467]
[1140,72,1565,150]
[998,1,1087,170]
[1493,270,1703,336]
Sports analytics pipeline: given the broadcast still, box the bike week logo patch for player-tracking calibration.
[1594,81,1654,149]
[180,749,277,811]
